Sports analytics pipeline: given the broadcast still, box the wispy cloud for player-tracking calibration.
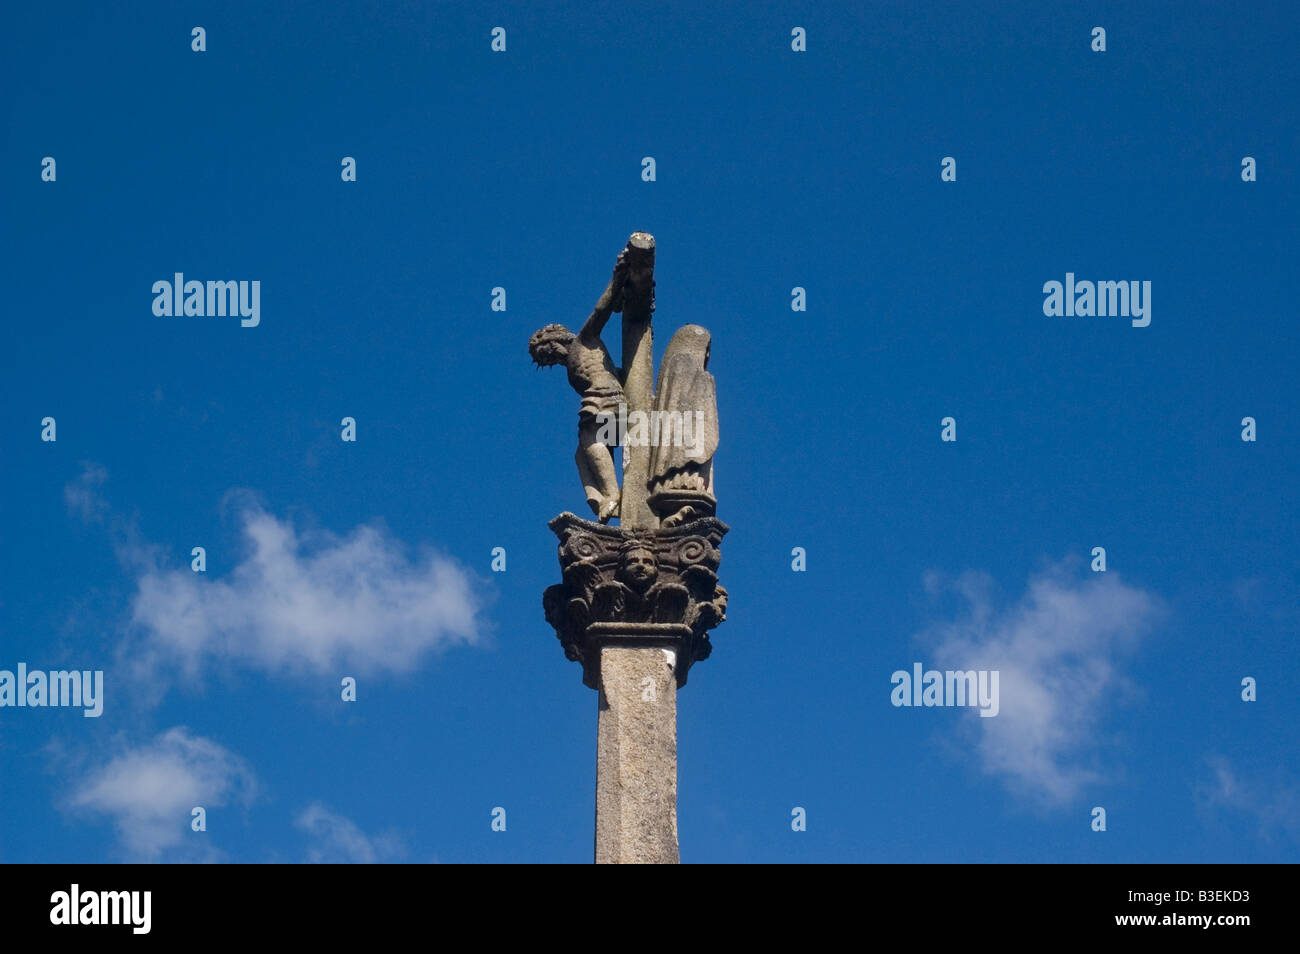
[917,563,1164,805]
[295,803,404,863]
[67,727,255,860]
[64,462,110,523]
[1199,755,1300,844]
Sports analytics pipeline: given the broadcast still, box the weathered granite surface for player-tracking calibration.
[531,232,727,864]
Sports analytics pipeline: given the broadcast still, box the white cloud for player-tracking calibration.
[295,803,403,863]
[68,727,255,859]
[126,500,485,681]
[917,564,1163,805]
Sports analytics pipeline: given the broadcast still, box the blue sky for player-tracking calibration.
[1,1,1297,863]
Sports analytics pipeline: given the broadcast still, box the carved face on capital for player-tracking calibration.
[617,546,658,594]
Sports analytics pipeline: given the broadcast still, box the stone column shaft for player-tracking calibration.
[594,645,679,863]
[594,232,677,864]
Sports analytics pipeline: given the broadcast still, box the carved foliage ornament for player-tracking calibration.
[542,512,728,689]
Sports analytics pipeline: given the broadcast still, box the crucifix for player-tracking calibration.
[530,232,728,863]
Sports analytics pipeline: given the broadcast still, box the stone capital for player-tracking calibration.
[541,512,729,689]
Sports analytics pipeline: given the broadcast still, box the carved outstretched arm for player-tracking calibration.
[579,253,629,342]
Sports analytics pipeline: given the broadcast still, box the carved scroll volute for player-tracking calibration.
[542,512,728,688]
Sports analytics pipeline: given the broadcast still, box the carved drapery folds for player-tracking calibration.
[542,511,728,689]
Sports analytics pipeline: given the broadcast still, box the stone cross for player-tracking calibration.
[531,233,727,863]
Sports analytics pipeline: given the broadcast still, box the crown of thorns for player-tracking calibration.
[530,324,571,345]
[529,324,574,366]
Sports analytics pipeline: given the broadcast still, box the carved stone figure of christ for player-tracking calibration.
[529,250,631,523]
